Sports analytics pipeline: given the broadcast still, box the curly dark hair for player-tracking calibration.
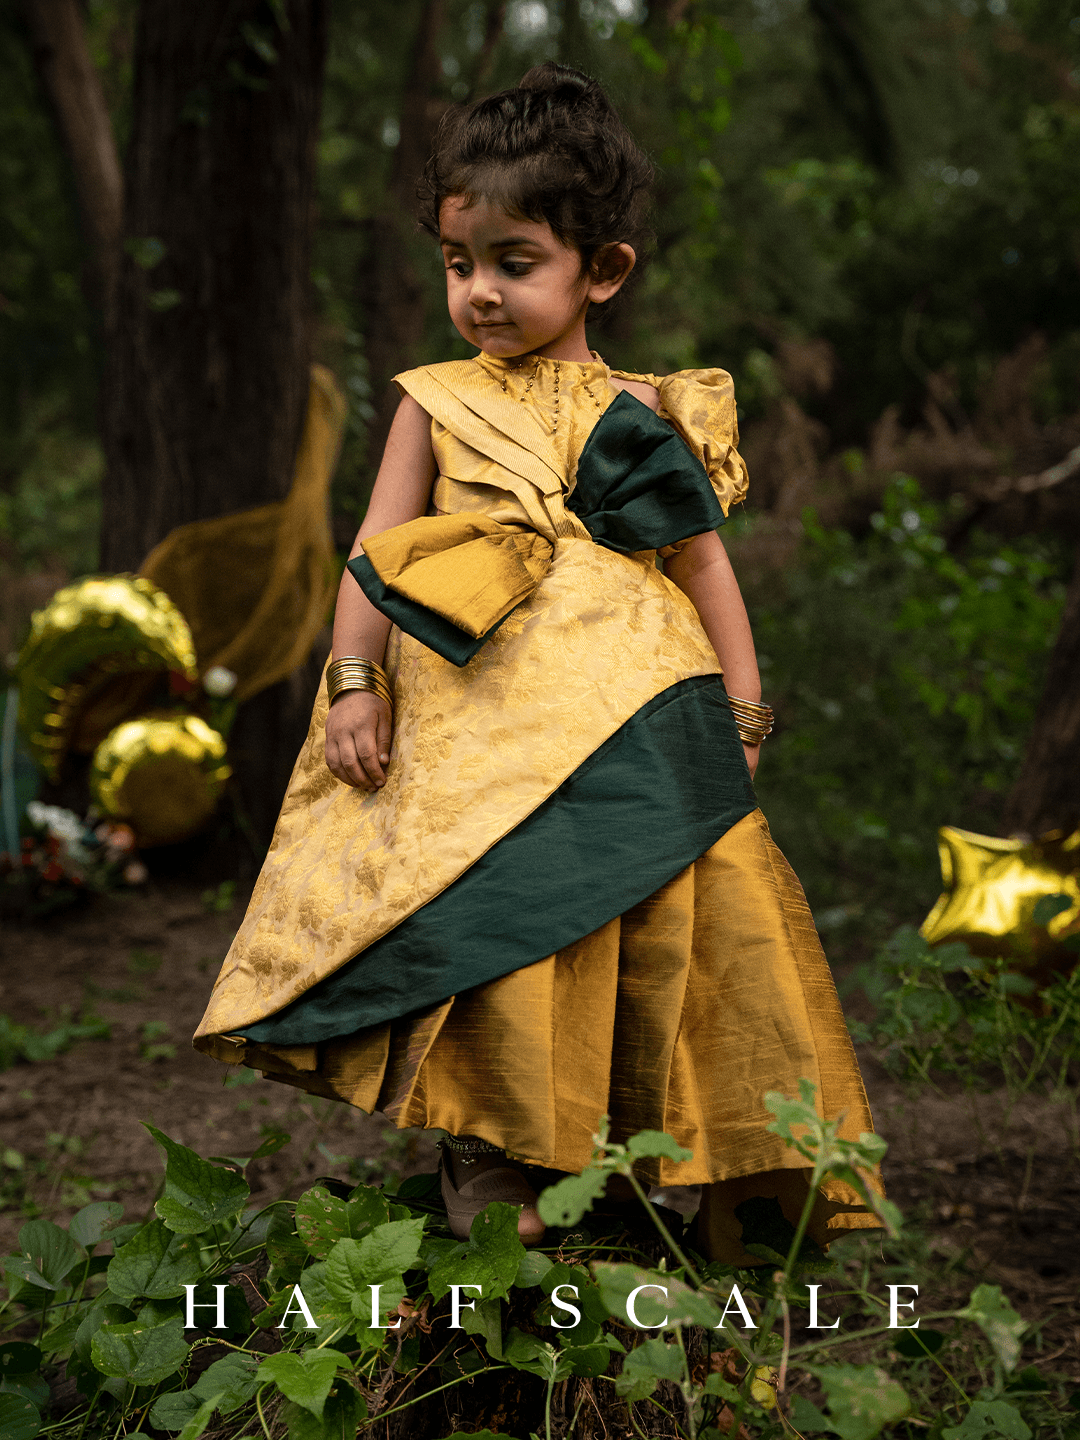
[419,63,654,317]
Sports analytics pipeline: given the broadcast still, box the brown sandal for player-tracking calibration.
[438,1143,546,1246]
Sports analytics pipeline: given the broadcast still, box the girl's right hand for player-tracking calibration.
[324,690,394,790]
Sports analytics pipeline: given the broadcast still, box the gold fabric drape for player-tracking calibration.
[140,364,346,702]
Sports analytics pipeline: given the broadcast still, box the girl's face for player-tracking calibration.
[439,196,633,362]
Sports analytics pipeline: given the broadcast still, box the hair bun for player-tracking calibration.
[517,62,605,109]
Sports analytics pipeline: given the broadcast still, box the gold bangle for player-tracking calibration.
[327,657,393,708]
[736,727,769,746]
[728,694,773,744]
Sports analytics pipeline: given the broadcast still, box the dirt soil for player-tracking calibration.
[1,879,1078,1383]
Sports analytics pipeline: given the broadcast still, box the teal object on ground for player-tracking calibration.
[238,675,754,1043]
[1,686,39,860]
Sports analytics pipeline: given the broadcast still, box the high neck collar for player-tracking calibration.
[475,350,610,381]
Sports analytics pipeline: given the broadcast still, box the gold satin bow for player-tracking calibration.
[360,514,554,640]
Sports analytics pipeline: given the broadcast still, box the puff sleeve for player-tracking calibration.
[609,366,749,558]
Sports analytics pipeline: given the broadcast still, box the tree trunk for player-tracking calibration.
[98,0,328,850]
[1001,545,1080,838]
[100,0,328,572]
[22,0,123,314]
[360,0,446,476]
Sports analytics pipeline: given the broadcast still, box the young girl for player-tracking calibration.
[195,64,881,1261]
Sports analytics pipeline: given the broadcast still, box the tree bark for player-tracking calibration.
[360,0,446,476]
[1001,546,1080,838]
[22,0,123,313]
[100,0,328,572]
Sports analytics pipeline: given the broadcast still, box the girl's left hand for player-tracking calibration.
[743,743,760,779]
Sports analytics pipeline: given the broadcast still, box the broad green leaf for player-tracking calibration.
[41,1313,86,1353]
[176,1393,226,1440]
[74,1299,135,1363]
[703,1372,742,1403]
[277,1262,353,1340]
[0,1344,41,1377]
[18,1220,81,1287]
[537,1169,608,1227]
[788,1394,834,1432]
[69,1202,124,1252]
[428,1204,523,1303]
[942,1400,1032,1440]
[145,1125,249,1234]
[626,1131,694,1164]
[0,1393,40,1440]
[250,1127,292,1160]
[515,1250,554,1287]
[295,1186,389,1259]
[345,1185,391,1230]
[266,1210,308,1282]
[258,1348,351,1418]
[502,1328,568,1380]
[428,1245,491,1305]
[192,1352,261,1412]
[90,1317,190,1385]
[593,1262,722,1329]
[958,1285,1026,1372]
[3,1257,54,1296]
[622,1330,679,1388]
[353,1216,426,1284]
[324,1238,404,1320]
[437,1433,525,1440]
[558,1339,619,1378]
[807,1363,910,1440]
[107,1221,203,1300]
[894,1327,946,1358]
[149,1391,202,1432]
[283,1386,367,1440]
[469,1204,525,1292]
[459,1296,504,1357]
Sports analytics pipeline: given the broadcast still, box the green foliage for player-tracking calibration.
[144,1125,250,1235]
[804,1363,910,1440]
[1,1102,1074,1440]
[0,1012,110,1072]
[749,478,1069,948]
[853,924,1080,1105]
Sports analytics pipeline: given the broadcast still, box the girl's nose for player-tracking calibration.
[468,269,501,308]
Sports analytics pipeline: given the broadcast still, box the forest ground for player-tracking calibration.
[1,878,1078,1381]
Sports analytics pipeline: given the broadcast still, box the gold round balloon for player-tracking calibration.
[90,713,231,847]
[17,576,198,779]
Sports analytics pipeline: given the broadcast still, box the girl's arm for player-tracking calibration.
[665,530,763,777]
[325,395,437,791]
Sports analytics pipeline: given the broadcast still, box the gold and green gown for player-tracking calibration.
[194,352,882,1265]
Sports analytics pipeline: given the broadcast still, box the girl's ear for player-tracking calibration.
[587,243,636,303]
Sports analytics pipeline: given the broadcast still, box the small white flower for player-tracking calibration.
[203,665,238,698]
[26,802,85,844]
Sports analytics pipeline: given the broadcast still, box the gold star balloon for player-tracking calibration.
[920,825,1080,971]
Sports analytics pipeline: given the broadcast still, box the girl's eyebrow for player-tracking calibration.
[439,235,542,250]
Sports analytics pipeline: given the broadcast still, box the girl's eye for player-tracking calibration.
[448,260,471,277]
[502,261,531,276]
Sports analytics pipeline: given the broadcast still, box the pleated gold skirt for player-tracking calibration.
[234,808,882,1264]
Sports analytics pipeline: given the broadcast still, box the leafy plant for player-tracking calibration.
[749,478,1069,955]
[0,1011,110,1074]
[0,1085,1073,1440]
